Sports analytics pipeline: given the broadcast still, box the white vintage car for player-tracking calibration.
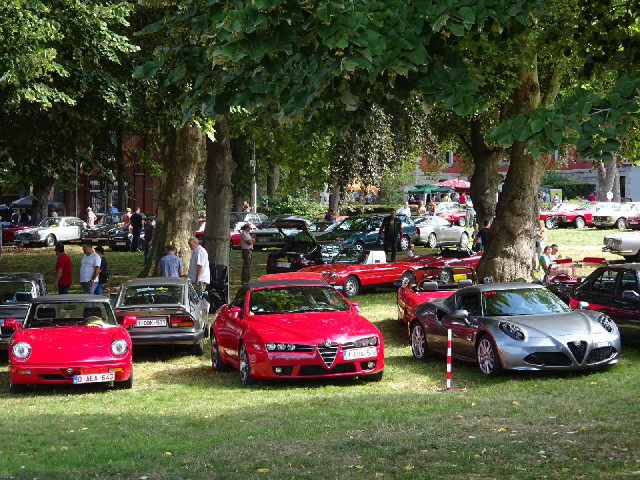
[603,231,640,261]
[593,202,640,229]
[14,216,87,247]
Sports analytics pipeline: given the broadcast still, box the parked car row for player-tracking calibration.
[542,202,640,230]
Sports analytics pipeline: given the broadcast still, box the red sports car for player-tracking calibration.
[210,278,384,384]
[300,249,419,297]
[551,202,613,229]
[2,225,31,244]
[403,246,482,282]
[7,295,135,394]
[539,203,577,228]
[196,219,259,249]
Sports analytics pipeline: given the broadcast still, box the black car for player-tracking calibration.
[569,263,640,343]
[265,239,323,274]
[82,212,126,244]
[0,272,47,348]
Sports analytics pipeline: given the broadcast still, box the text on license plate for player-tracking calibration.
[342,346,377,361]
[116,241,127,246]
[73,373,115,384]
[276,261,291,268]
[136,318,167,327]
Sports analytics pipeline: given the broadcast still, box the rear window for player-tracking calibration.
[122,285,183,305]
[0,281,34,304]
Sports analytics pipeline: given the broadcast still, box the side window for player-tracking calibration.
[370,219,382,230]
[457,294,481,316]
[230,287,247,309]
[590,270,620,295]
[618,270,640,296]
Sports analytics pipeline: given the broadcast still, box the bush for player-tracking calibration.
[542,171,595,200]
[266,195,327,218]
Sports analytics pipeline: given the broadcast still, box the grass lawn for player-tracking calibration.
[0,235,638,479]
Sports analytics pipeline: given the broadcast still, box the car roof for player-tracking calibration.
[248,279,328,289]
[598,264,640,271]
[32,294,111,303]
[121,277,189,287]
[458,282,544,294]
[0,272,44,282]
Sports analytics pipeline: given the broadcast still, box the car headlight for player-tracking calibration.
[597,314,614,333]
[12,342,31,359]
[322,271,338,281]
[499,322,525,341]
[111,339,129,356]
[266,342,296,352]
[354,336,378,347]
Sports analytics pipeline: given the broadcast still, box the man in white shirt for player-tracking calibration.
[80,240,101,294]
[397,201,411,217]
[240,223,255,284]
[188,237,210,293]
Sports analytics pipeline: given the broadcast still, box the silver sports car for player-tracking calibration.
[409,283,620,376]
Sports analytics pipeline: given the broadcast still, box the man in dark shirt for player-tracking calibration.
[129,207,144,252]
[378,209,403,262]
[143,216,155,264]
[324,208,335,223]
[474,219,491,252]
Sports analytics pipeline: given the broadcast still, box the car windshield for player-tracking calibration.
[333,250,368,264]
[334,217,370,231]
[482,288,569,316]
[229,213,246,222]
[248,286,351,314]
[0,281,34,304]
[24,302,117,327]
[38,218,61,227]
[98,213,123,225]
[122,285,183,305]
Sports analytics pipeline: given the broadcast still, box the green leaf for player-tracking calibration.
[457,6,475,23]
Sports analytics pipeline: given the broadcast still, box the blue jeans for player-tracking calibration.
[58,285,70,294]
[144,242,152,264]
[94,283,103,295]
[81,282,97,294]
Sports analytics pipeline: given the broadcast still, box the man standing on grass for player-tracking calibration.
[240,223,255,284]
[157,245,184,277]
[80,240,101,294]
[379,209,403,262]
[130,207,144,252]
[188,237,210,293]
[55,243,72,294]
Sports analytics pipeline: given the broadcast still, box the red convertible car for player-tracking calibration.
[300,249,419,297]
[210,278,384,384]
[7,295,135,394]
[403,246,482,282]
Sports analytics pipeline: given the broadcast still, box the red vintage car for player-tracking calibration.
[540,203,577,228]
[196,219,260,249]
[210,278,384,384]
[7,295,135,394]
[2,225,31,244]
[300,249,419,297]
[550,202,613,229]
[434,202,469,226]
[396,267,475,326]
[403,246,482,282]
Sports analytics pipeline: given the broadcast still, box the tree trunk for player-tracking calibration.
[266,158,280,196]
[476,60,544,282]
[204,116,235,271]
[141,125,206,277]
[596,158,620,201]
[467,116,504,226]
[116,127,126,212]
[31,180,52,225]
[329,186,341,213]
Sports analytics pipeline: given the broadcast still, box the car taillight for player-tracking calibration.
[415,227,420,236]
[170,315,194,327]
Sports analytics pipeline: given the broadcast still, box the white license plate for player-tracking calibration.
[136,318,167,327]
[342,346,377,360]
[116,241,127,246]
[276,261,291,268]
[595,341,610,348]
[21,241,29,245]
[256,238,266,242]
[73,373,115,384]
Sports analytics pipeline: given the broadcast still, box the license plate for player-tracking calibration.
[136,318,167,327]
[342,346,377,360]
[256,238,266,242]
[73,373,115,384]
[276,261,291,268]
[21,241,29,245]
[595,341,610,348]
[116,241,127,246]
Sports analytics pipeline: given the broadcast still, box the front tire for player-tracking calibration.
[239,342,255,385]
[427,233,437,248]
[476,335,502,376]
[211,332,229,372]
[9,379,27,394]
[410,322,430,360]
[573,216,586,229]
[342,275,360,298]
[616,217,627,230]
[45,234,56,247]
[459,232,469,248]
[457,217,467,227]
[544,217,554,229]
[114,369,133,390]
[400,271,413,287]
[399,235,410,251]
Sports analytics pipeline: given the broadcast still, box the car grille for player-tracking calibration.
[523,352,572,366]
[557,215,568,222]
[586,346,616,364]
[605,238,615,248]
[593,216,611,223]
[318,342,339,367]
[567,340,587,363]
[298,363,356,376]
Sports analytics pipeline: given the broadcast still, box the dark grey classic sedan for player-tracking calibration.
[0,272,47,348]
[112,277,210,355]
[409,283,621,376]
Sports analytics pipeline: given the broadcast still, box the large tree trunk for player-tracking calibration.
[266,158,280,196]
[31,180,52,225]
[467,116,504,226]
[329,186,341,213]
[141,125,206,277]
[476,60,544,282]
[204,116,235,271]
[115,127,127,212]
[596,158,620,202]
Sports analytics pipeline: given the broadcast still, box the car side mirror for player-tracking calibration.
[4,318,18,330]
[622,290,640,301]
[350,301,361,313]
[577,301,589,310]
[122,316,137,328]
[452,309,468,319]
[230,306,241,319]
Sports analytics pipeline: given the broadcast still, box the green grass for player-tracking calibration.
[0,242,639,479]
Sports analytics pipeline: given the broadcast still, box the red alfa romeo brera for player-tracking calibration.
[210,278,384,384]
[7,295,135,394]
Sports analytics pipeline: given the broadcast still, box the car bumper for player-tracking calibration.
[128,330,204,346]
[9,361,132,385]
[602,246,634,255]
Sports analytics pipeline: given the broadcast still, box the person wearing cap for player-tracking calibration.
[86,207,97,229]
[122,207,132,227]
[240,223,255,283]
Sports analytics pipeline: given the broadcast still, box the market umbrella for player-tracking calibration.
[434,178,470,190]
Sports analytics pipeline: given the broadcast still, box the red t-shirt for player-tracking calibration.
[56,253,72,286]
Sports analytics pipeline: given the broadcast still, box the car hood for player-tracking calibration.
[0,305,29,320]
[16,227,47,234]
[318,231,358,242]
[604,232,638,241]
[486,310,608,338]
[247,310,379,344]
[11,326,130,364]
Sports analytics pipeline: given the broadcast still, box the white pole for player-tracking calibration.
[446,329,452,391]
[252,142,257,213]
